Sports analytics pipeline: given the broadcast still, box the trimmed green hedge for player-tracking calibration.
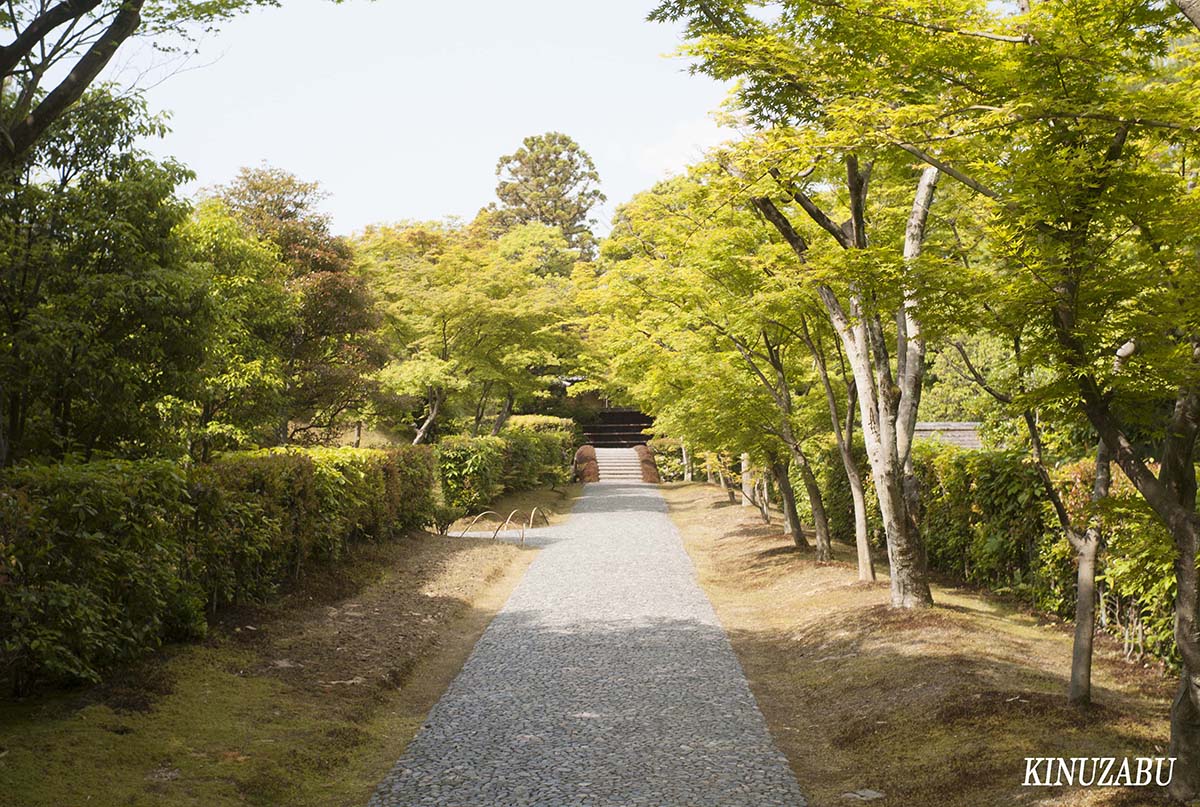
[0,446,435,693]
[436,421,576,512]
[913,443,1049,594]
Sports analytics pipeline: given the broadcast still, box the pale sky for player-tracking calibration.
[107,0,732,236]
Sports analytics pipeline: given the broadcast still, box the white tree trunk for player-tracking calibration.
[741,452,753,506]
[814,169,939,608]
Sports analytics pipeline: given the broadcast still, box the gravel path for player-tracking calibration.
[369,481,807,807]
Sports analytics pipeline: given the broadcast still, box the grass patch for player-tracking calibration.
[448,482,583,535]
[0,529,536,806]
[662,482,1174,807]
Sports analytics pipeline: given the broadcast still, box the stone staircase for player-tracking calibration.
[594,447,644,481]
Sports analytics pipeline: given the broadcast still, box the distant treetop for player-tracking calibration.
[492,131,605,260]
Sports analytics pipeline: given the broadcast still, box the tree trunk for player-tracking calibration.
[1076,393,1200,797]
[412,387,443,445]
[354,420,363,448]
[1171,672,1200,800]
[845,452,876,581]
[1068,534,1099,705]
[1169,510,1200,801]
[720,468,737,503]
[750,160,937,608]
[741,452,753,506]
[841,321,930,605]
[0,1,146,168]
[756,477,771,523]
[490,390,515,435]
[471,381,492,437]
[791,445,831,561]
[0,380,7,468]
[682,442,693,481]
[1176,0,1200,33]
[805,319,876,581]
[771,455,806,546]
[1067,440,1112,705]
[706,455,715,484]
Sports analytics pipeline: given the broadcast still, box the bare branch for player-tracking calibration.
[896,142,1002,200]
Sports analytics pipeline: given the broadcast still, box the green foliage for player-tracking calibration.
[426,503,466,536]
[647,437,687,482]
[0,446,435,693]
[212,166,381,443]
[0,460,201,693]
[356,220,580,441]
[913,443,1048,593]
[177,200,296,456]
[0,89,209,463]
[813,439,1179,664]
[436,436,507,512]
[504,414,578,436]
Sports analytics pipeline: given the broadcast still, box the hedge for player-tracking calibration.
[0,446,435,694]
[435,421,576,512]
[913,443,1049,595]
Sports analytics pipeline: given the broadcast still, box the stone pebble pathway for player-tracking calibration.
[369,480,808,806]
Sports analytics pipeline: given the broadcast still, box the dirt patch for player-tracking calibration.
[662,482,1175,807]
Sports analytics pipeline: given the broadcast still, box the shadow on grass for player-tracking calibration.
[720,603,1175,807]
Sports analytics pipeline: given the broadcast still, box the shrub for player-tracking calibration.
[799,436,1179,665]
[910,442,1177,665]
[0,460,202,693]
[498,430,546,491]
[913,443,1048,593]
[436,436,506,512]
[426,503,466,535]
[505,426,574,488]
[505,414,579,438]
[0,446,436,693]
[574,445,599,483]
[190,446,435,608]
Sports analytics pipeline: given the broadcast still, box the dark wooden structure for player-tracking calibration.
[582,408,654,448]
